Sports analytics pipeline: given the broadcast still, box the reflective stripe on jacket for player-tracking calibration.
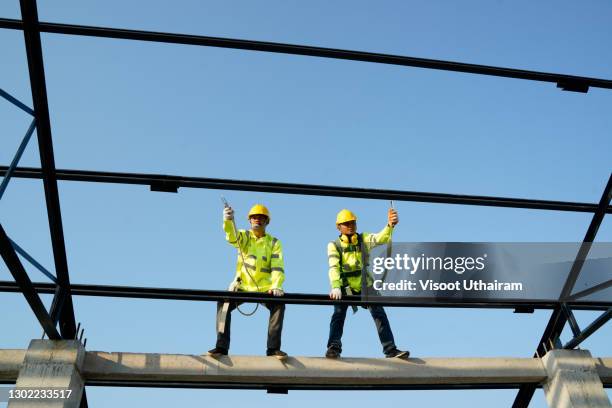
[224,220,284,292]
[327,225,393,292]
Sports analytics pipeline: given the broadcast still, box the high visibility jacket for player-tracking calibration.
[327,225,393,292]
[224,220,285,292]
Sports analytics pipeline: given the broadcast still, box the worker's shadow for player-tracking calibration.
[331,357,426,366]
[86,351,220,376]
[278,357,306,369]
[191,355,234,368]
[271,356,427,369]
[189,355,307,370]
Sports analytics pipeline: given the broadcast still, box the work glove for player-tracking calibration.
[228,280,240,292]
[223,206,234,221]
[269,288,284,297]
[388,208,399,227]
[329,288,342,300]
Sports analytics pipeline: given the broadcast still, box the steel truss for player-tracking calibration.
[1,2,611,407]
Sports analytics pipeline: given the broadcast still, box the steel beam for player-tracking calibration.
[512,174,612,408]
[568,279,612,301]
[0,120,36,200]
[563,309,612,350]
[1,18,612,92]
[2,166,611,214]
[0,88,34,115]
[9,238,57,283]
[0,280,609,310]
[49,284,67,325]
[0,224,60,339]
[561,174,612,300]
[19,0,78,340]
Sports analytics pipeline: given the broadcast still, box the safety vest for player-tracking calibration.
[327,225,393,292]
[224,220,285,292]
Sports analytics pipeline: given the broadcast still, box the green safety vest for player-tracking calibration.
[327,225,393,292]
[224,220,284,292]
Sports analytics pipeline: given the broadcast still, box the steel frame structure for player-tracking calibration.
[0,1,611,407]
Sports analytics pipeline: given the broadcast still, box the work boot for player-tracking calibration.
[325,347,341,359]
[385,348,409,359]
[207,347,228,358]
[267,349,288,361]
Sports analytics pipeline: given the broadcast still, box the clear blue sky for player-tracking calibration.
[1,1,611,406]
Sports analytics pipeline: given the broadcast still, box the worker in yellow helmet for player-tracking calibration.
[325,208,409,359]
[207,204,287,360]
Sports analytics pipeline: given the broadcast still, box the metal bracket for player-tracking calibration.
[267,387,288,394]
[556,79,589,93]
[150,179,179,193]
[513,306,534,314]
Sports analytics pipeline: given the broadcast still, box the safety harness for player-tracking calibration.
[332,233,369,313]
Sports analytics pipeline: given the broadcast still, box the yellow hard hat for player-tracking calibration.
[247,204,270,221]
[336,209,357,225]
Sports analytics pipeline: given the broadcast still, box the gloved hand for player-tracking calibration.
[329,288,342,300]
[223,206,234,221]
[269,288,284,297]
[228,280,240,292]
[388,208,399,227]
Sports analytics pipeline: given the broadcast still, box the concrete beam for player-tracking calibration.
[0,350,25,382]
[81,352,547,388]
[8,340,85,407]
[543,350,611,408]
[1,346,611,390]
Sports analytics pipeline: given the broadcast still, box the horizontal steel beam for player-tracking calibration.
[2,166,611,214]
[0,281,610,310]
[1,18,612,92]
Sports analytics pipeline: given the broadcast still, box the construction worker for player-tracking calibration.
[325,208,409,359]
[207,204,288,360]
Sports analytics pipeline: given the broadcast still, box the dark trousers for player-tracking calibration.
[216,301,285,352]
[327,304,397,355]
